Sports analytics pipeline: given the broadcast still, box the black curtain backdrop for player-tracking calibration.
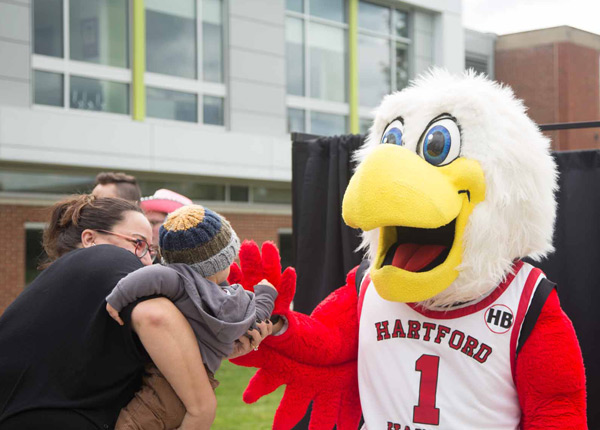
[291,133,600,429]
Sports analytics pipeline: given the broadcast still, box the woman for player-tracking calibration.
[0,195,268,430]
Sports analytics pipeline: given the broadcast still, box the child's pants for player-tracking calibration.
[115,363,219,430]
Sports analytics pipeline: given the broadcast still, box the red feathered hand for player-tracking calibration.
[229,241,362,429]
[234,345,360,430]
[228,240,295,315]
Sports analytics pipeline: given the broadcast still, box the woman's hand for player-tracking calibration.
[228,320,273,359]
[106,302,124,326]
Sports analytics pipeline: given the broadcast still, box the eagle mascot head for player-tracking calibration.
[343,69,558,310]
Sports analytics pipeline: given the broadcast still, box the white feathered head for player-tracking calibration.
[342,69,557,309]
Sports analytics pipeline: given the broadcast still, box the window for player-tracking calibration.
[286,0,349,136]
[32,0,131,114]
[278,229,294,269]
[34,70,63,107]
[147,87,197,123]
[358,1,410,111]
[0,167,291,207]
[25,224,47,285]
[31,0,225,124]
[465,54,489,76]
[145,0,226,125]
[252,186,292,204]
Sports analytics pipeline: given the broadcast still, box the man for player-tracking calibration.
[140,189,193,249]
[92,172,142,203]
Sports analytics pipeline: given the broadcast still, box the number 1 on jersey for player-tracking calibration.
[413,354,441,425]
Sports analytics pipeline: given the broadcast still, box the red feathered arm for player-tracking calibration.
[228,241,362,430]
[516,289,587,429]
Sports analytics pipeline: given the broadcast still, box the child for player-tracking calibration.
[105,205,278,430]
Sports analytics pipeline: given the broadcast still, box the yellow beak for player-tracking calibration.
[342,144,485,302]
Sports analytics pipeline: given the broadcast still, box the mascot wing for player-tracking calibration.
[230,241,362,430]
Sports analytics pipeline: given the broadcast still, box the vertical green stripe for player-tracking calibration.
[132,0,145,121]
[348,0,359,134]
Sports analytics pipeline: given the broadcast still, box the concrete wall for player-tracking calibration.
[465,28,496,78]
[0,0,31,107]
[0,106,291,181]
[228,0,287,137]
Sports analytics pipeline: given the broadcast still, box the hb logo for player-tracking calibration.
[484,304,514,334]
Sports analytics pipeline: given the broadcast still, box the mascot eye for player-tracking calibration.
[380,118,404,146]
[418,117,461,166]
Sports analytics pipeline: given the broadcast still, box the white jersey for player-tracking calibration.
[358,261,546,430]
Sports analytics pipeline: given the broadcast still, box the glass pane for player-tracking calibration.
[359,34,390,107]
[139,180,225,201]
[278,231,294,268]
[147,87,197,122]
[394,9,409,38]
[230,185,249,202]
[146,0,196,78]
[33,0,63,57]
[26,228,46,285]
[309,0,345,22]
[309,23,346,102]
[70,76,129,114]
[253,186,292,204]
[286,17,304,96]
[203,0,224,83]
[0,170,95,194]
[286,0,303,13]
[360,118,372,135]
[288,108,305,133]
[310,111,347,136]
[396,43,409,91]
[203,96,224,125]
[70,0,129,68]
[359,1,390,34]
[34,71,63,107]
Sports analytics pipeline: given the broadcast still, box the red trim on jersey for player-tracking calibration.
[405,261,525,319]
[357,274,371,318]
[510,267,544,383]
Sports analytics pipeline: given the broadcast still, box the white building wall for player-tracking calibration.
[0,0,31,107]
[401,0,464,75]
[0,0,464,184]
[228,0,287,137]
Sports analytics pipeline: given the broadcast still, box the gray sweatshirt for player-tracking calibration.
[106,263,277,374]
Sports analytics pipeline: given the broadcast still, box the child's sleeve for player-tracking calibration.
[253,284,278,322]
[106,265,186,312]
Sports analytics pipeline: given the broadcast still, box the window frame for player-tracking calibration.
[357,1,413,122]
[31,0,132,118]
[144,0,228,127]
[285,1,350,134]
[30,0,228,127]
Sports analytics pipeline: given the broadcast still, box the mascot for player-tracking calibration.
[229,70,587,429]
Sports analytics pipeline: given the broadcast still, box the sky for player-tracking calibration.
[462,0,600,35]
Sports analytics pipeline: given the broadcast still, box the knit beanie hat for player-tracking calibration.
[159,205,240,277]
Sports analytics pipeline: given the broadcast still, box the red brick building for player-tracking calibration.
[0,198,291,314]
[495,26,600,150]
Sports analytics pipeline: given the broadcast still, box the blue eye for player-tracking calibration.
[423,125,451,165]
[381,118,404,146]
[419,117,461,166]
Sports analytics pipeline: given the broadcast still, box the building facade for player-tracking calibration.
[495,26,600,150]
[0,0,464,313]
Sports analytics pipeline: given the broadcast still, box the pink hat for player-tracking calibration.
[140,189,193,214]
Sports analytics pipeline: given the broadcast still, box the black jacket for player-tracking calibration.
[0,245,146,429]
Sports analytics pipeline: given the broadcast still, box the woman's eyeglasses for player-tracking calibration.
[96,229,158,262]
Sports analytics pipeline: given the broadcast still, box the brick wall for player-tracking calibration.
[0,203,291,315]
[496,41,600,150]
[557,42,600,150]
[0,204,49,314]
